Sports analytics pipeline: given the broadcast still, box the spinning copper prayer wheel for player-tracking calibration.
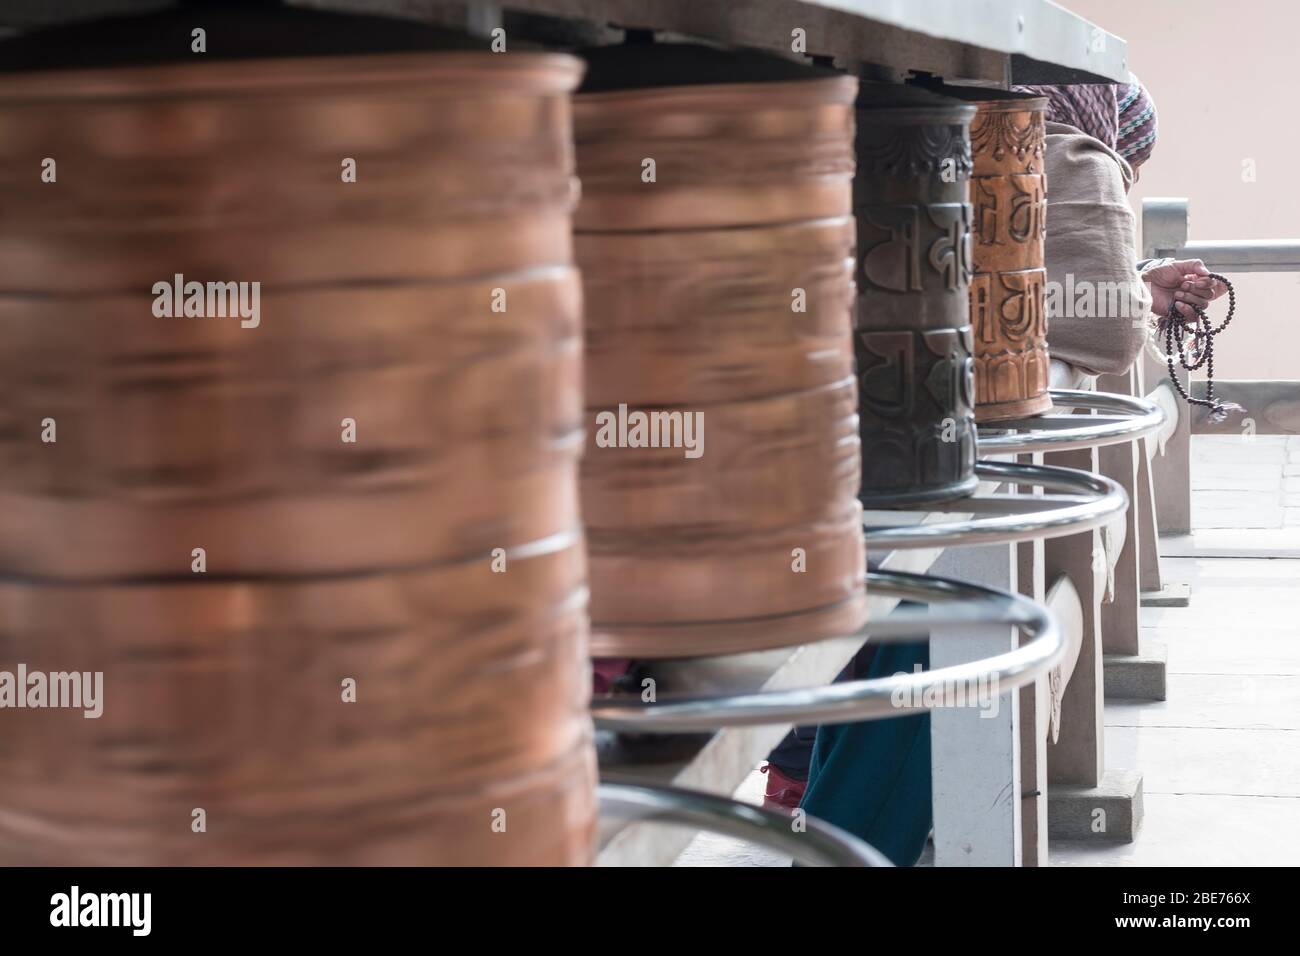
[0,51,584,579]
[964,90,1051,421]
[0,271,584,580]
[853,83,979,506]
[574,44,867,658]
[0,534,595,866]
[0,23,596,867]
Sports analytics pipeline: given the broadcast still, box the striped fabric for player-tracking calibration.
[1116,78,1158,167]
[1013,82,1119,149]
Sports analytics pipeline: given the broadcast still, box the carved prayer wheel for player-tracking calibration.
[0,13,596,866]
[965,91,1051,421]
[575,44,867,658]
[853,83,979,506]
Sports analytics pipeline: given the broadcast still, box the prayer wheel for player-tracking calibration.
[0,10,596,866]
[0,540,594,866]
[574,44,867,658]
[0,49,584,579]
[853,83,979,506]
[964,90,1051,421]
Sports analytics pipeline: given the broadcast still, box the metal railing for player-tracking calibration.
[977,389,1165,455]
[598,783,893,867]
[1143,197,1300,271]
[591,569,1063,732]
[1144,194,1300,434]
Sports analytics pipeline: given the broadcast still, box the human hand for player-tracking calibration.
[1143,259,1228,319]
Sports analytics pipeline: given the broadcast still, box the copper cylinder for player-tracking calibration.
[965,92,1051,422]
[853,84,979,507]
[0,53,583,579]
[574,46,866,658]
[0,534,595,866]
[0,273,583,579]
[0,49,596,865]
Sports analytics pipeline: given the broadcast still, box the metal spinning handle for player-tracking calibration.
[598,782,892,867]
[590,569,1061,732]
[862,460,1127,550]
[977,388,1165,455]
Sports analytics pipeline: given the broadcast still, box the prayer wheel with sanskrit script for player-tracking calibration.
[0,8,595,866]
[574,44,867,658]
[853,83,979,506]
[957,88,1052,422]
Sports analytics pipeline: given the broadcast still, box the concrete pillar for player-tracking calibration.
[928,543,1022,866]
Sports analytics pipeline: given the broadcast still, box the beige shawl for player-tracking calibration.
[1042,120,1152,376]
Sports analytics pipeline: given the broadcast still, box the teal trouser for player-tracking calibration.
[798,641,932,866]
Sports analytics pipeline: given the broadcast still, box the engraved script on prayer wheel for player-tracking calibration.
[574,44,867,658]
[853,84,979,507]
[0,25,595,866]
[966,91,1052,422]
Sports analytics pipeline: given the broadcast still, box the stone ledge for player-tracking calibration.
[1048,769,1143,843]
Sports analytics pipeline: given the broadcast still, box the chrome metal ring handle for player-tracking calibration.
[598,782,892,867]
[862,460,1127,550]
[977,388,1165,455]
[590,569,1061,733]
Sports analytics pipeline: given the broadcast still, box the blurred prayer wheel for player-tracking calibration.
[0,534,594,866]
[0,51,583,580]
[0,272,583,579]
[0,11,596,867]
[965,91,1051,421]
[574,44,867,658]
[853,84,979,506]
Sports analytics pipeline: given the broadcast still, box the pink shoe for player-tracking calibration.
[592,658,633,695]
[760,763,807,814]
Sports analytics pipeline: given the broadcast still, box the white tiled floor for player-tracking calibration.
[1061,440,1300,865]
[678,437,1300,866]
[1050,794,1298,867]
[1052,551,1300,866]
[1193,435,1300,530]
[675,768,789,867]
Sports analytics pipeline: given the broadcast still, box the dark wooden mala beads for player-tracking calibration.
[1157,272,1244,423]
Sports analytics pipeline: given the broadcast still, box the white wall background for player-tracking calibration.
[1069,0,1300,380]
